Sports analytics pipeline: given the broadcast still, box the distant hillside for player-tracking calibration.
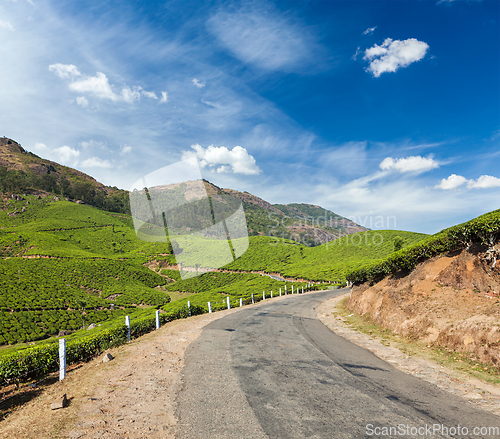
[0,138,129,214]
[209,185,368,246]
[0,137,366,246]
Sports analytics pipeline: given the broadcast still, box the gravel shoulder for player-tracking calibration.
[316,292,500,417]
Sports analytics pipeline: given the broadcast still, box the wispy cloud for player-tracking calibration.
[76,96,89,108]
[207,5,320,72]
[120,145,132,155]
[364,38,429,77]
[191,78,205,88]
[363,26,377,35]
[81,156,112,168]
[0,19,15,31]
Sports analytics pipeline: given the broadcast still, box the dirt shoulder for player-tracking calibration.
[0,307,242,439]
[317,292,500,417]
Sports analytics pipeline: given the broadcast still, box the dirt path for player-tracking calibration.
[317,292,500,417]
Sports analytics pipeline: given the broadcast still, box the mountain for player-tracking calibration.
[0,137,367,246]
[0,138,129,214]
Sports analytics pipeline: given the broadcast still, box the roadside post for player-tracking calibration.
[240,298,243,307]
[188,301,191,317]
[251,293,254,304]
[155,309,160,330]
[208,302,212,313]
[59,338,66,381]
[227,296,230,309]
[125,316,130,341]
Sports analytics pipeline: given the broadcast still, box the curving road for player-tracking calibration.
[175,289,500,438]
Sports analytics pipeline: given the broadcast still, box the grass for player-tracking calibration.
[336,298,500,386]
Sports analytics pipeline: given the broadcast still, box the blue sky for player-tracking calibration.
[1,0,499,234]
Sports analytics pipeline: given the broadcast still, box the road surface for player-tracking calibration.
[176,289,500,438]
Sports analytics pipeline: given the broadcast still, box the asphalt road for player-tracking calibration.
[176,289,500,438]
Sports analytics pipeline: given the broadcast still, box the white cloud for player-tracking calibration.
[160,91,168,103]
[467,175,500,189]
[436,174,500,190]
[364,38,429,77]
[81,156,112,168]
[0,20,15,31]
[380,155,439,173]
[76,96,89,107]
[435,174,468,190]
[68,71,119,101]
[120,145,132,155]
[181,144,261,175]
[207,7,317,72]
[192,78,205,88]
[352,46,361,61]
[49,63,82,80]
[53,145,80,166]
[120,85,142,103]
[50,64,158,104]
[141,90,157,99]
[363,26,377,35]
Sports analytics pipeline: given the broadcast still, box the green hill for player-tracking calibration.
[223,231,428,281]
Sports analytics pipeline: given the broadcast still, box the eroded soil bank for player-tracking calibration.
[348,243,500,366]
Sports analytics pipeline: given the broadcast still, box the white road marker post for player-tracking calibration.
[263,290,265,300]
[279,288,282,296]
[302,286,304,294]
[155,309,160,330]
[251,293,254,304]
[292,285,294,294]
[271,290,273,299]
[125,316,130,342]
[227,296,230,309]
[240,298,243,307]
[285,285,287,295]
[188,301,191,317]
[208,302,212,313]
[59,338,66,381]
